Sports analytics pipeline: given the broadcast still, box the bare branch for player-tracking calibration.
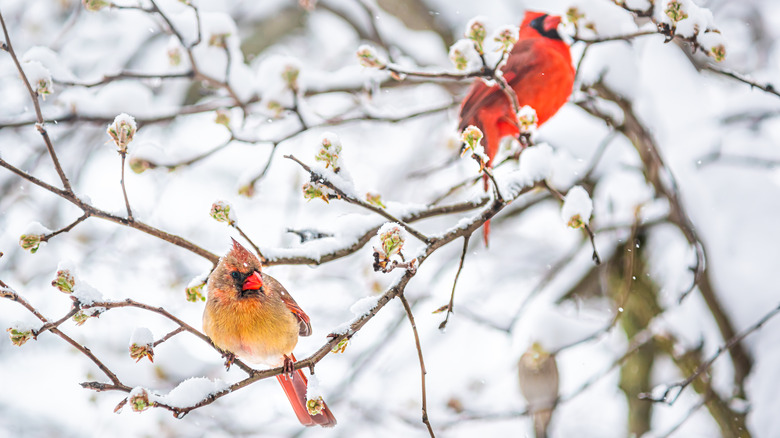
[0,288,130,391]
[640,301,780,404]
[233,223,265,263]
[56,71,194,88]
[0,9,73,192]
[285,154,431,244]
[0,156,218,264]
[119,152,133,220]
[573,30,659,44]
[43,213,90,242]
[438,234,470,330]
[400,293,436,437]
[703,64,780,99]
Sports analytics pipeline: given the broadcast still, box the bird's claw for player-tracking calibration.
[222,352,236,370]
[283,355,295,378]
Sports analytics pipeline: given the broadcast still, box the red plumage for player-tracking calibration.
[277,353,337,427]
[458,11,575,244]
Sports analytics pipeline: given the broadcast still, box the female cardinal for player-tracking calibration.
[459,11,575,243]
[203,239,337,427]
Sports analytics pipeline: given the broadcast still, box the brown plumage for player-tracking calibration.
[518,343,559,438]
[203,239,336,427]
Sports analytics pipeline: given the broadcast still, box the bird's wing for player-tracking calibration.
[458,41,541,131]
[281,293,312,337]
[264,272,313,337]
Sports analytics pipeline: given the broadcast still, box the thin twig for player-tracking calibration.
[285,154,431,244]
[56,71,194,88]
[542,181,600,264]
[697,151,780,169]
[703,64,780,99]
[552,213,640,354]
[0,97,259,129]
[0,289,130,391]
[1,169,528,418]
[81,298,255,375]
[657,396,708,438]
[290,90,308,130]
[44,213,89,242]
[233,223,265,262]
[153,326,187,347]
[0,9,73,193]
[573,29,659,44]
[510,238,587,329]
[399,293,436,438]
[438,234,470,330]
[385,64,488,81]
[0,156,218,263]
[264,197,488,266]
[119,152,133,220]
[640,301,780,404]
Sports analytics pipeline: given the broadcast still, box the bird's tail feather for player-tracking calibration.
[276,353,337,427]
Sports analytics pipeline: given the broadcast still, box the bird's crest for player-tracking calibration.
[228,238,261,269]
[521,10,547,28]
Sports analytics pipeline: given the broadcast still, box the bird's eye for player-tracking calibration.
[230,271,241,280]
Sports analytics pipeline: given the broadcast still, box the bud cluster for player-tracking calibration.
[356,45,386,69]
[561,185,593,229]
[664,1,687,22]
[129,387,152,412]
[493,25,518,53]
[449,39,477,71]
[208,32,230,48]
[18,221,51,254]
[460,125,489,172]
[373,224,409,272]
[302,182,336,203]
[52,269,75,293]
[167,37,182,66]
[186,281,206,302]
[377,225,404,259]
[282,65,300,91]
[315,133,342,172]
[7,327,33,346]
[465,17,486,55]
[517,105,539,134]
[107,113,137,153]
[72,308,103,326]
[129,156,155,174]
[129,342,155,363]
[210,200,236,225]
[299,0,318,11]
[661,0,727,62]
[19,233,43,253]
[331,337,349,354]
[129,327,155,363]
[566,7,585,27]
[460,125,483,153]
[365,192,386,209]
[214,108,230,127]
[83,0,108,11]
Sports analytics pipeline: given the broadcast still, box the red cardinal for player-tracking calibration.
[458,11,575,244]
[203,239,337,427]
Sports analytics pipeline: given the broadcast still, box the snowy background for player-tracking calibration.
[1,0,779,436]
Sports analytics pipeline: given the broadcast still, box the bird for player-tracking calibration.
[518,343,559,438]
[458,11,575,244]
[203,239,337,427]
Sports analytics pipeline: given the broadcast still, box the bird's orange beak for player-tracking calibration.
[543,15,562,33]
[243,271,264,291]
